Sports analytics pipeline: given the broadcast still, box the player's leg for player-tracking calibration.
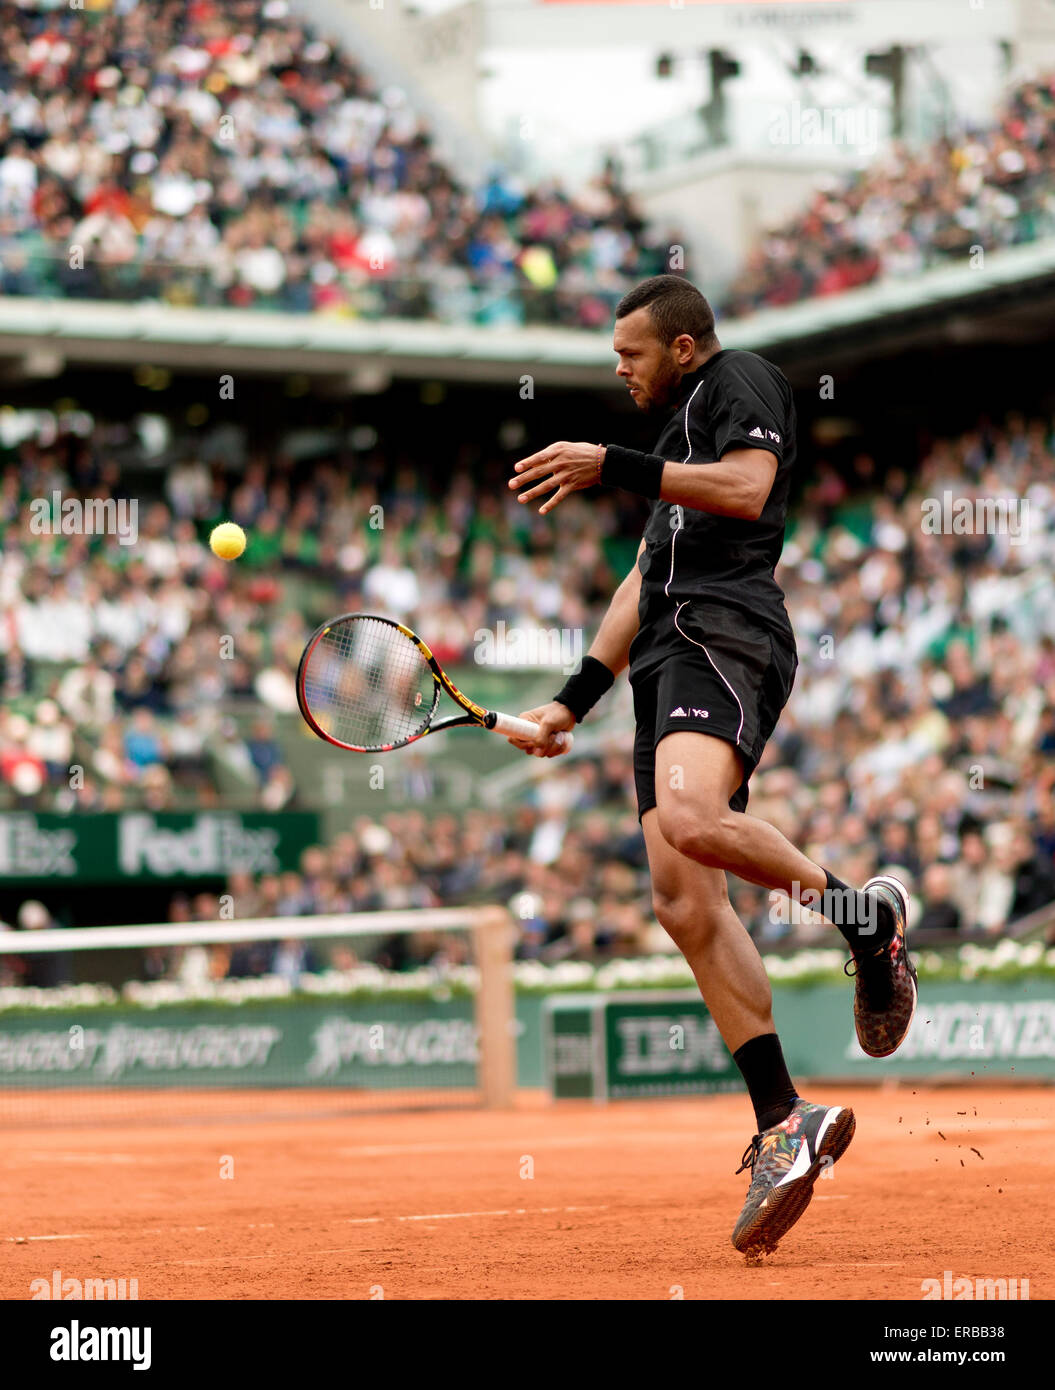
[641,806,782,1056]
[636,672,798,1096]
[653,728,917,1058]
[635,673,856,1254]
[655,725,884,951]
[641,803,855,1256]
[654,729,827,900]
[657,606,916,1056]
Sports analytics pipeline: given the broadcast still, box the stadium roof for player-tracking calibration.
[1,238,1054,391]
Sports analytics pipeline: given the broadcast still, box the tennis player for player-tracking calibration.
[507,275,917,1255]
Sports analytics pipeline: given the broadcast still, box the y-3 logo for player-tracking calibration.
[670,708,709,719]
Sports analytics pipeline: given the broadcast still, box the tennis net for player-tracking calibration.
[0,907,516,1126]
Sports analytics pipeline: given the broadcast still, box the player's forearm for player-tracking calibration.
[656,461,765,520]
[552,547,642,721]
[600,445,773,521]
[587,550,642,677]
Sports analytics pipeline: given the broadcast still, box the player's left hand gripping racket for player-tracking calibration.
[296,613,573,755]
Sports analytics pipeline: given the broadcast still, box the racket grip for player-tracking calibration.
[491,711,574,751]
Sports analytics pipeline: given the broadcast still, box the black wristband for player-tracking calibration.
[553,655,615,723]
[600,444,666,499]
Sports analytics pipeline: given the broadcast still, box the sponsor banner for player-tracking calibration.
[544,979,1055,1099]
[3,978,1052,1096]
[545,991,741,1099]
[546,998,602,1099]
[774,978,1055,1077]
[0,1000,478,1089]
[0,812,320,882]
[605,996,739,1098]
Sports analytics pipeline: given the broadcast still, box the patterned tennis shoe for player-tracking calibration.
[846,873,918,1058]
[731,1099,856,1256]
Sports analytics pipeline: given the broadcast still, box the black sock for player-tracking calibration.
[821,869,895,952]
[733,1033,799,1134]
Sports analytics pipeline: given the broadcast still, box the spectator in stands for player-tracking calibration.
[14,899,70,988]
[56,657,116,729]
[260,764,296,811]
[123,708,165,777]
[245,717,283,786]
[951,828,1015,936]
[917,863,963,935]
[25,699,72,783]
[0,712,47,800]
[1005,826,1055,924]
[114,656,166,714]
[227,938,276,979]
[543,898,601,963]
[269,937,322,986]
[877,819,922,880]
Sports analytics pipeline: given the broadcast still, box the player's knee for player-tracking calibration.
[651,891,700,948]
[657,805,730,867]
[652,885,728,950]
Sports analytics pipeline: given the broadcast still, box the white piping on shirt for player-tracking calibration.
[663,377,745,742]
[663,379,705,600]
[673,601,746,746]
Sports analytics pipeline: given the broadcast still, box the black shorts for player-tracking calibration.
[631,601,798,818]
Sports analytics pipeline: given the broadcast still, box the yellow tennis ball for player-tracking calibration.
[210,522,246,560]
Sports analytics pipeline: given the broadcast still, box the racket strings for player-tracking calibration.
[302,617,438,750]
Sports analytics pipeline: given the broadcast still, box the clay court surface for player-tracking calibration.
[2,1084,1051,1300]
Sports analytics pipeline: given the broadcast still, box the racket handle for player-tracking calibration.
[490,711,574,751]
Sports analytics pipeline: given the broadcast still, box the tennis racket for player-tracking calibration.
[296,613,573,754]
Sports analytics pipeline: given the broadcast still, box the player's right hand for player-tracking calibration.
[507,701,576,758]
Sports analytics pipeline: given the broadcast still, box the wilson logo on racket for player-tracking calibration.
[296,613,572,754]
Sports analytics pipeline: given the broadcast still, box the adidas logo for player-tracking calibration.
[749,426,764,438]
[669,707,687,717]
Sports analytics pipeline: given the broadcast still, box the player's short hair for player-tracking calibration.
[615,275,717,350]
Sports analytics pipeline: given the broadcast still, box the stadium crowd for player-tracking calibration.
[1,406,1054,963]
[0,0,669,325]
[3,1,1054,325]
[723,74,1055,315]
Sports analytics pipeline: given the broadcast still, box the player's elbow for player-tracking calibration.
[734,490,767,522]
[721,477,768,521]
[720,448,776,520]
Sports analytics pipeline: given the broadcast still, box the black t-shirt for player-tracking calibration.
[629,348,797,679]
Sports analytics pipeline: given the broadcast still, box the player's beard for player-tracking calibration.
[639,355,683,413]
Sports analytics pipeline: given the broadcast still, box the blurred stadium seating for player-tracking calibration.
[0,0,668,324]
[1,405,1053,970]
[2,0,1052,325]
[722,74,1055,315]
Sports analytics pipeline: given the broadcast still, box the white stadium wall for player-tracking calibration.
[629,151,844,301]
